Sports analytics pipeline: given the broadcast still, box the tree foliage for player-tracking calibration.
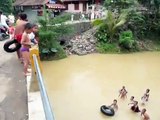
[0,0,13,14]
[96,0,160,53]
[104,0,138,13]
[105,10,128,42]
[38,11,74,60]
[95,10,128,43]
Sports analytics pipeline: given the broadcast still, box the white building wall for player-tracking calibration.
[65,3,85,13]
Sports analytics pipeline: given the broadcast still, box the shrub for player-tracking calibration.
[127,12,146,39]
[92,19,103,26]
[49,13,71,25]
[39,31,66,60]
[49,24,74,38]
[96,43,119,53]
[38,19,48,31]
[95,10,128,43]
[95,24,108,43]
[119,30,135,50]
[38,17,74,60]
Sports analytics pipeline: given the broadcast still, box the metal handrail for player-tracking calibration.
[33,54,55,120]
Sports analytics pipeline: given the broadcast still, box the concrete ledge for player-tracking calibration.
[26,72,45,120]
[0,109,5,120]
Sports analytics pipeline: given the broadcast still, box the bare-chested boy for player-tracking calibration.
[141,108,150,120]
[141,89,150,105]
[109,99,118,112]
[14,13,28,61]
[119,86,128,99]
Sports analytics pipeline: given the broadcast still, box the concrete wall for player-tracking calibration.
[65,3,84,13]
[59,21,92,41]
[23,7,40,23]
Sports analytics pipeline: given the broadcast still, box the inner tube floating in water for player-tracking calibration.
[100,105,115,116]
[3,39,21,53]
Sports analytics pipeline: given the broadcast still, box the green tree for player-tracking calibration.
[104,10,128,42]
[104,0,138,13]
[0,0,13,14]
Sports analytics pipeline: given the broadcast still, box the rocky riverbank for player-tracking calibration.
[65,27,98,55]
[63,27,160,56]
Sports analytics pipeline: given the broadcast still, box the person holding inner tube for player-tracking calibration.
[14,13,28,62]
[20,23,33,76]
[109,99,118,112]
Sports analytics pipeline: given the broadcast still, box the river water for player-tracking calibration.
[43,52,160,120]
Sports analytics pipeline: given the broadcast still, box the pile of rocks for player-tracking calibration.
[65,27,98,55]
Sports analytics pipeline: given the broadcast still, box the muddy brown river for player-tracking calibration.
[43,52,160,120]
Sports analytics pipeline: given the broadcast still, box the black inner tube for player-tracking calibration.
[3,39,21,53]
[100,105,115,116]
[131,106,141,112]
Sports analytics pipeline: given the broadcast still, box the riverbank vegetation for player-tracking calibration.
[0,0,13,14]
[95,0,160,53]
[38,11,74,60]
[38,0,160,60]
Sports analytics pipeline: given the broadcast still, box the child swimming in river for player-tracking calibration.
[141,108,150,120]
[130,96,135,102]
[128,96,135,105]
[109,99,118,112]
[141,89,150,105]
[119,86,128,99]
[20,23,33,76]
[129,101,141,113]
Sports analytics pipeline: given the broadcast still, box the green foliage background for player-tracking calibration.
[95,0,160,53]
[38,12,74,60]
[0,0,13,14]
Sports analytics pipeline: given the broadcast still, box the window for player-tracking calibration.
[83,3,86,11]
[37,10,43,16]
[65,4,68,10]
[74,3,79,10]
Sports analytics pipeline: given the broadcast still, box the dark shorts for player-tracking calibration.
[131,106,140,112]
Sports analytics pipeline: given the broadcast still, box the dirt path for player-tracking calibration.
[0,40,28,120]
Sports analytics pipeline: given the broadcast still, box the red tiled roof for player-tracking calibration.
[46,4,66,9]
[13,0,48,6]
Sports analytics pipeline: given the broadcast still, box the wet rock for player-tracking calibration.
[90,39,96,44]
[85,46,92,51]
[78,44,83,48]
[65,27,98,56]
